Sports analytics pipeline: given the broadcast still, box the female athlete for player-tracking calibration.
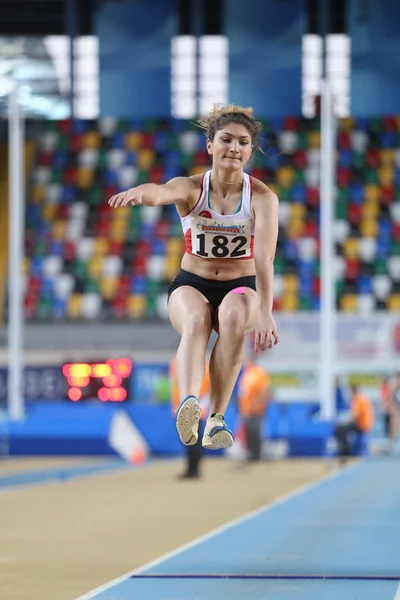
[108,104,279,451]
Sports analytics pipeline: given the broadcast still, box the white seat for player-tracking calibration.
[107,148,126,170]
[39,132,58,152]
[81,293,102,319]
[98,116,117,136]
[372,275,391,301]
[304,165,319,187]
[334,220,350,244]
[358,294,375,313]
[43,256,63,279]
[389,203,400,224]
[394,150,400,169]
[388,257,400,281]
[307,149,320,167]
[278,202,290,227]
[156,293,170,319]
[102,255,123,277]
[358,238,377,263]
[76,237,94,261]
[142,204,161,225]
[350,130,369,153]
[118,166,138,189]
[69,202,88,220]
[66,217,85,241]
[33,166,52,185]
[298,237,318,261]
[54,273,75,300]
[273,275,284,298]
[179,131,200,154]
[78,148,98,168]
[146,256,165,281]
[334,256,345,280]
[44,183,62,204]
[278,131,298,154]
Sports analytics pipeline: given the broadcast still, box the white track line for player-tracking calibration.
[394,583,400,599]
[75,460,361,600]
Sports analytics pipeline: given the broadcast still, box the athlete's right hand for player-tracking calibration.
[108,188,143,208]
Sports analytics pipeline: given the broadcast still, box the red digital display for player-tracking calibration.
[62,358,132,402]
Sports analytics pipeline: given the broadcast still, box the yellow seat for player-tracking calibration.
[364,184,380,203]
[127,295,147,319]
[380,149,394,167]
[67,294,82,319]
[340,294,358,312]
[23,257,31,276]
[342,238,359,259]
[87,256,103,279]
[31,184,45,204]
[164,258,181,281]
[190,166,207,176]
[111,206,130,220]
[109,228,128,244]
[378,167,394,187]
[93,237,109,256]
[267,183,278,195]
[359,219,377,238]
[361,202,379,219]
[125,132,142,151]
[100,277,119,301]
[280,292,298,311]
[137,148,155,170]
[52,220,67,241]
[82,132,100,149]
[308,131,320,149]
[340,117,355,132]
[42,203,57,221]
[286,218,305,239]
[167,238,184,255]
[290,204,306,219]
[276,167,294,188]
[283,275,299,294]
[387,295,400,311]
[76,168,94,189]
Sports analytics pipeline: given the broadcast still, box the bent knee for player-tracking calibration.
[183,310,212,337]
[218,307,247,337]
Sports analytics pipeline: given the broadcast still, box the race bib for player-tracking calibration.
[191,215,251,259]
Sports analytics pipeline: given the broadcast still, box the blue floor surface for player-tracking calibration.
[76,457,400,600]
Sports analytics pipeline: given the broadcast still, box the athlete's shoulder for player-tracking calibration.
[250,176,278,200]
[188,173,207,189]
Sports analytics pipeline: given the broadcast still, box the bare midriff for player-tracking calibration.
[180,252,256,281]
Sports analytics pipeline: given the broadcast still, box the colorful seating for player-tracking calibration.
[20,115,400,320]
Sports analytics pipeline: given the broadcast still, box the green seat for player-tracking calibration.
[146,295,158,318]
[274,256,285,275]
[85,279,99,293]
[56,134,69,151]
[365,169,378,184]
[88,186,102,206]
[375,259,388,275]
[50,170,63,184]
[117,118,130,133]
[392,241,400,256]
[44,120,58,133]
[299,295,312,310]
[352,152,365,169]
[279,187,291,202]
[72,259,87,279]
[368,117,382,134]
[37,298,52,319]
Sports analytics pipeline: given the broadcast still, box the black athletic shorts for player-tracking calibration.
[167,268,257,311]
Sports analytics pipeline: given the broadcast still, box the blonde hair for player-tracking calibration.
[197,103,262,158]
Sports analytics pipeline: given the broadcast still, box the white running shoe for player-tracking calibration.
[202,414,234,450]
[175,395,201,446]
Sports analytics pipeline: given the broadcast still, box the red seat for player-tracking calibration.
[283,117,300,131]
[366,149,380,169]
[345,259,360,281]
[293,150,307,169]
[381,186,394,207]
[306,187,319,207]
[348,203,362,226]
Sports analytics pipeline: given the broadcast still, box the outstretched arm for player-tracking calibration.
[252,182,279,352]
[108,177,197,212]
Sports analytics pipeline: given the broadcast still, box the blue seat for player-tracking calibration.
[131,276,147,294]
[125,151,137,167]
[357,275,372,294]
[380,132,396,148]
[60,185,75,204]
[72,119,88,134]
[292,186,306,203]
[349,183,364,204]
[111,132,125,148]
[338,149,352,168]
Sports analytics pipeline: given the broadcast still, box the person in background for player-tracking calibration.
[334,383,374,458]
[238,356,270,462]
[379,375,392,444]
[388,371,400,454]
[170,358,210,479]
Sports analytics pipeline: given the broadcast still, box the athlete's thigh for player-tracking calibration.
[168,285,214,336]
[215,288,260,336]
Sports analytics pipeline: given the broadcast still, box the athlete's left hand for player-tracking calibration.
[254,313,279,353]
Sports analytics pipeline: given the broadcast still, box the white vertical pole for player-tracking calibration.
[8,85,24,422]
[319,80,336,421]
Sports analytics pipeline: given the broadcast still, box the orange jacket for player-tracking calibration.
[170,359,210,419]
[352,392,374,432]
[238,365,270,418]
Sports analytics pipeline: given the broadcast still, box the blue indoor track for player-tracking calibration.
[76,457,400,600]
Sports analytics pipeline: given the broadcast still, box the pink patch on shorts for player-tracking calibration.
[231,286,246,295]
